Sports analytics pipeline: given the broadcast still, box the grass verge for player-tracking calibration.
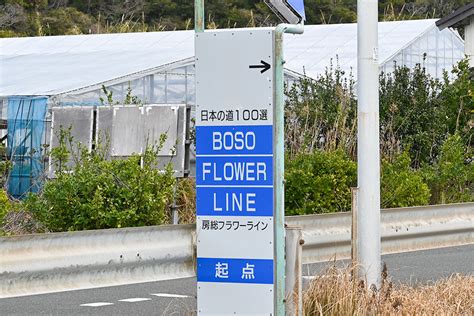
[303,265,473,315]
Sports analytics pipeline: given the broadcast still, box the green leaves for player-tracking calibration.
[424,134,474,205]
[0,190,10,231]
[24,131,175,232]
[381,151,430,208]
[285,150,357,215]
[379,59,472,167]
[285,62,357,159]
[284,59,473,214]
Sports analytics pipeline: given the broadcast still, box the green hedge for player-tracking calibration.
[381,151,430,208]
[285,150,436,215]
[285,150,356,215]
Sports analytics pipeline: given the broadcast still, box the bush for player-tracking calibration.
[424,134,473,204]
[381,151,430,208]
[379,59,473,166]
[0,189,10,230]
[437,60,473,150]
[24,132,175,232]
[285,149,434,215]
[41,7,95,35]
[285,63,357,159]
[379,62,444,166]
[285,59,472,169]
[285,150,357,215]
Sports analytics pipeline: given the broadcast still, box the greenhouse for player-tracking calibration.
[1,19,465,107]
[0,19,466,197]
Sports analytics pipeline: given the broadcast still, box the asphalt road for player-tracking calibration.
[1,245,472,316]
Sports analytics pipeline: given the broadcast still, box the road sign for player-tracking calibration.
[265,0,306,24]
[195,29,275,314]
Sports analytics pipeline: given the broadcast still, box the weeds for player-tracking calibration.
[176,177,196,224]
[1,209,48,235]
[303,265,473,315]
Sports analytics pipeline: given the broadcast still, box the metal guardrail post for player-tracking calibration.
[351,187,359,275]
[172,178,179,224]
[285,226,304,316]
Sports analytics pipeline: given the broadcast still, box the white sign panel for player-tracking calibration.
[195,29,275,315]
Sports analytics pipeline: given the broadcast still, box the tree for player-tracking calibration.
[0,3,26,29]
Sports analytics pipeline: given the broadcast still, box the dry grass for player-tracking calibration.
[303,265,473,315]
[176,177,196,224]
[1,210,48,235]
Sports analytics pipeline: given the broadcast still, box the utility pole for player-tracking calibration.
[356,0,381,289]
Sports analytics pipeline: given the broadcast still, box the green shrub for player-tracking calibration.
[24,133,175,232]
[41,7,94,35]
[379,59,473,166]
[285,149,434,216]
[285,63,357,159]
[424,134,473,204]
[437,60,473,150]
[0,189,10,227]
[285,150,357,215]
[381,151,430,208]
[379,62,444,166]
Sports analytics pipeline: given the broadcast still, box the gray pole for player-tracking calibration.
[356,0,381,289]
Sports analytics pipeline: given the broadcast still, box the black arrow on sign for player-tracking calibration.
[249,60,271,74]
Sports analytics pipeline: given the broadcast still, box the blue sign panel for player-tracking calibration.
[196,125,273,155]
[286,0,306,20]
[197,258,274,284]
[197,187,273,217]
[196,156,273,186]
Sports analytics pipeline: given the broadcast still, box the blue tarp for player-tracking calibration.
[7,96,48,198]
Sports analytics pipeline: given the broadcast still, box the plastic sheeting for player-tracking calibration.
[7,96,48,198]
[0,20,464,99]
[57,63,196,107]
[283,19,464,80]
[0,30,195,96]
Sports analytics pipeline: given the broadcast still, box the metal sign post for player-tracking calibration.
[274,23,304,316]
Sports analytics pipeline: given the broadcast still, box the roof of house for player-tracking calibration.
[0,19,460,97]
[436,3,474,30]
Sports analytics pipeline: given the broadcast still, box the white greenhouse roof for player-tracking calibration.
[284,19,443,78]
[0,19,460,97]
[0,30,195,96]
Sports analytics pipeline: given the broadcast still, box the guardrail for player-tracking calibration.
[286,203,473,264]
[0,224,195,298]
[1,203,472,298]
